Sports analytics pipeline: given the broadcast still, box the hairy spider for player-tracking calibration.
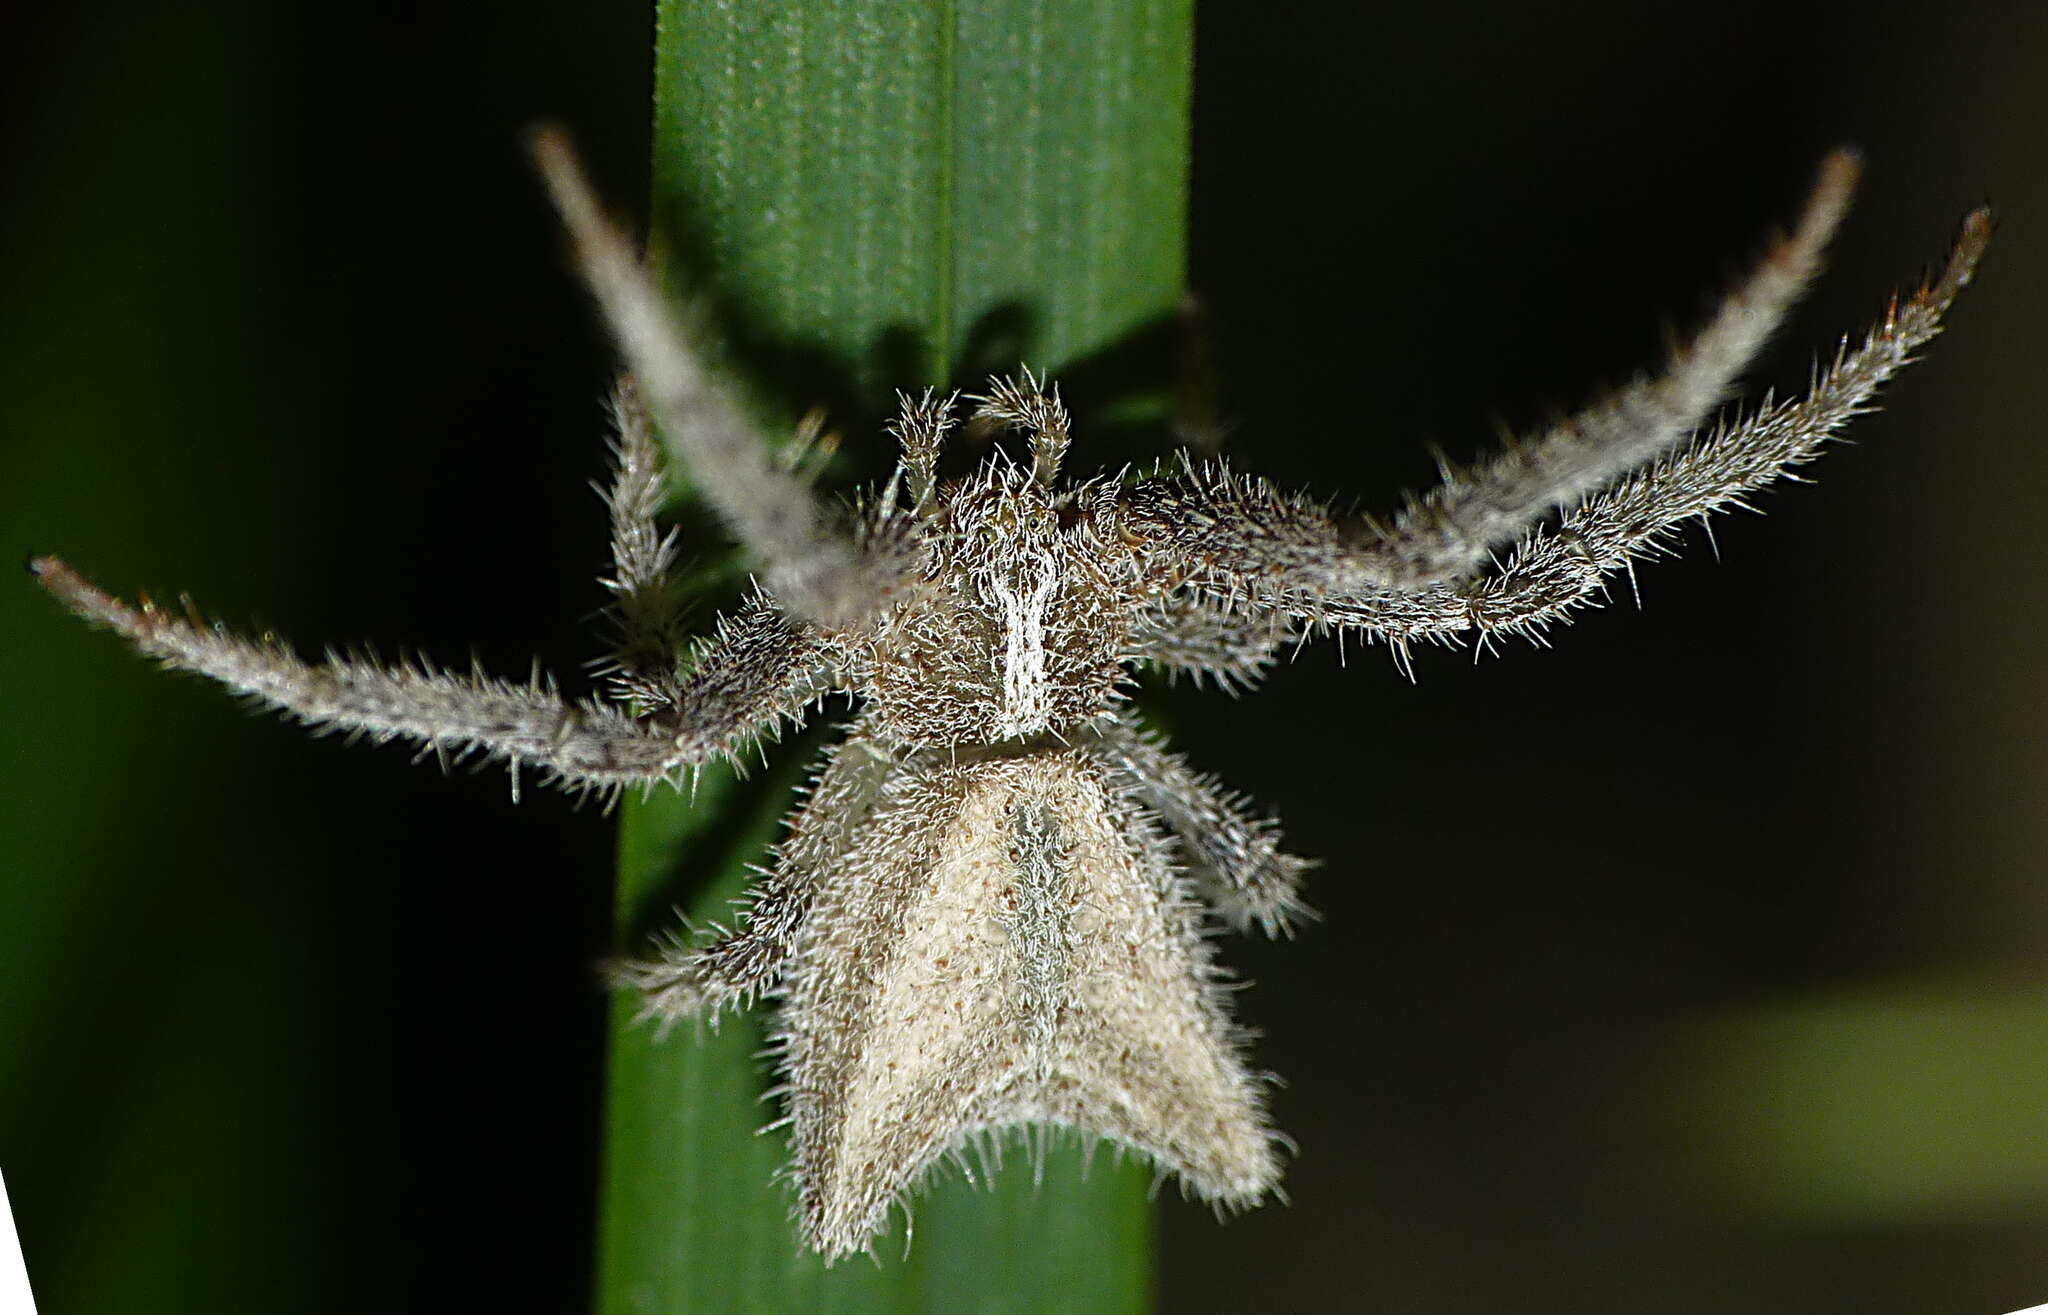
[30,134,1988,1260]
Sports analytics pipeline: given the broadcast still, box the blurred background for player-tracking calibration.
[2,2,2042,1312]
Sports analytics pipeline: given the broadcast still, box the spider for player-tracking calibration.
[30,132,1988,1260]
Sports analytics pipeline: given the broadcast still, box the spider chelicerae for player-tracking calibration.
[30,133,1988,1259]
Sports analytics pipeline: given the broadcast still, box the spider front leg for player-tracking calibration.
[1371,150,1861,588]
[617,718,896,1026]
[1090,717,1314,937]
[1120,192,1989,656]
[1302,207,1993,648]
[529,127,918,630]
[1121,152,1863,603]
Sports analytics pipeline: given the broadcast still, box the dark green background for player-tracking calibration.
[3,3,2043,1312]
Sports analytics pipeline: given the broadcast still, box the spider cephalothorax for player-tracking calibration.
[31,134,1988,1258]
[855,441,1138,745]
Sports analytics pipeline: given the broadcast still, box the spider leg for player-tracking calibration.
[616,720,895,1025]
[529,126,915,630]
[1127,593,1295,693]
[1372,151,1860,587]
[1123,199,1987,655]
[1120,152,1862,599]
[597,373,689,711]
[1305,208,1994,646]
[1089,718,1315,937]
[29,556,840,793]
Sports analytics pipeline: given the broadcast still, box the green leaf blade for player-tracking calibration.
[599,2,1192,1308]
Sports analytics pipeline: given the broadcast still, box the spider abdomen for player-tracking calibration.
[774,749,1277,1258]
